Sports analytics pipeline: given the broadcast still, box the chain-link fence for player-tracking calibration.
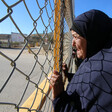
[0,0,74,112]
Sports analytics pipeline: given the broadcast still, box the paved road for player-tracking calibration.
[0,48,53,112]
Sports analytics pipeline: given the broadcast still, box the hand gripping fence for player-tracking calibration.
[0,0,74,112]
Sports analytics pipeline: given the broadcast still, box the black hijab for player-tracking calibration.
[71,9,112,58]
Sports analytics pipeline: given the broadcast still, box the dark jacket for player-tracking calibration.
[53,44,112,112]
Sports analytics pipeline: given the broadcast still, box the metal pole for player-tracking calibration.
[54,0,61,72]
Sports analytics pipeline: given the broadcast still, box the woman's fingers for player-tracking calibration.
[62,63,68,77]
[62,63,68,71]
[50,77,59,86]
[50,73,62,86]
[53,70,60,75]
[62,64,66,70]
[49,70,64,88]
[49,70,64,99]
[62,63,67,67]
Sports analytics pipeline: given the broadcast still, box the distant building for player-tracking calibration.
[0,34,11,47]
[0,32,27,48]
[11,32,27,42]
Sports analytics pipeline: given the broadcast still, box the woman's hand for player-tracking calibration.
[50,70,64,100]
[62,63,68,77]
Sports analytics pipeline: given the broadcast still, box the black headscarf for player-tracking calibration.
[71,9,112,58]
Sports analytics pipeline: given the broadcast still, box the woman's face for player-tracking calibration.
[71,30,87,59]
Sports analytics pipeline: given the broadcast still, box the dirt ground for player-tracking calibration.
[0,48,53,112]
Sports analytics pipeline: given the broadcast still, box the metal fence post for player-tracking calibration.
[54,0,61,72]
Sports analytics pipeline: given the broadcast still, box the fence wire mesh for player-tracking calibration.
[0,0,74,112]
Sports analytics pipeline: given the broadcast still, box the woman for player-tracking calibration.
[50,9,112,112]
